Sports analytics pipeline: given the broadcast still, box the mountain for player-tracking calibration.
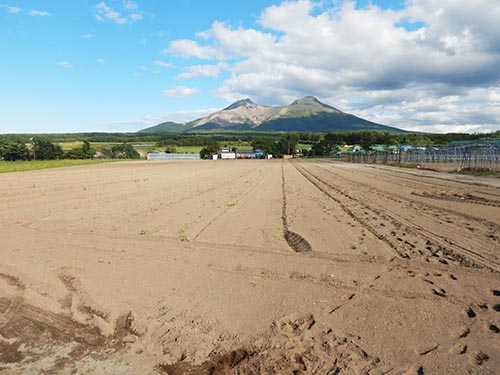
[137,121,193,133]
[138,96,405,133]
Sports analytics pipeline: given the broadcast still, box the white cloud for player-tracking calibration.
[82,33,95,39]
[162,86,201,98]
[138,65,147,71]
[97,58,105,64]
[94,1,144,25]
[57,61,74,69]
[122,0,138,10]
[165,21,276,60]
[29,9,51,17]
[176,62,227,79]
[152,60,174,68]
[0,4,21,14]
[162,0,500,132]
[163,39,221,59]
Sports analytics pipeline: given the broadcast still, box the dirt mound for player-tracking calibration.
[159,313,379,374]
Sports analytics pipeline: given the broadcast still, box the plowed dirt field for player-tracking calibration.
[1,159,499,374]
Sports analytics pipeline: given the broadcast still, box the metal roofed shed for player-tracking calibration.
[147,153,200,160]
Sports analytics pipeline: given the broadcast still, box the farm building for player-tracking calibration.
[212,148,271,160]
[217,147,236,159]
[147,153,200,160]
[236,150,257,159]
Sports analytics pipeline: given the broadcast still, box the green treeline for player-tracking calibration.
[1,130,499,161]
[1,130,499,146]
[0,138,140,161]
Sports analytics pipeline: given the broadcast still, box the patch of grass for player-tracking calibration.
[174,146,204,154]
[178,228,189,242]
[454,168,500,177]
[297,143,312,150]
[58,141,83,150]
[0,159,131,173]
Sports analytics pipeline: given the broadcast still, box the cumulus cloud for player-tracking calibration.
[176,62,227,79]
[57,61,74,69]
[29,9,51,16]
[165,21,276,60]
[163,0,500,132]
[0,4,21,14]
[163,39,220,60]
[82,33,95,39]
[94,1,145,25]
[162,86,201,98]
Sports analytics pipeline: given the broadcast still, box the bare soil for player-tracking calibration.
[0,159,499,374]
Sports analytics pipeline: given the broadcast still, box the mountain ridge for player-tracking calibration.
[138,96,405,133]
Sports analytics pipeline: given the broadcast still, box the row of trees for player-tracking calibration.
[2,130,499,147]
[251,133,300,156]
[0,139,140,161]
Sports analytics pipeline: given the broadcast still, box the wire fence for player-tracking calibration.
[347,146,500,171]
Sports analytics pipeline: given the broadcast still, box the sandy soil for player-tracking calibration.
[0,159,499,374]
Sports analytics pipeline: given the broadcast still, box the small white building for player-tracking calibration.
[220,151,236,159]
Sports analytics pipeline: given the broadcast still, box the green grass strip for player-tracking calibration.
[0,159,133,173]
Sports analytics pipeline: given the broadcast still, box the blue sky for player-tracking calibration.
[1,0,499,134]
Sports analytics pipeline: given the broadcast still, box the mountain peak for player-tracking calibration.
[223,98,256,111]
[291,96,340,112]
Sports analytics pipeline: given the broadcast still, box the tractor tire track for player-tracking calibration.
[281,161,312,253]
